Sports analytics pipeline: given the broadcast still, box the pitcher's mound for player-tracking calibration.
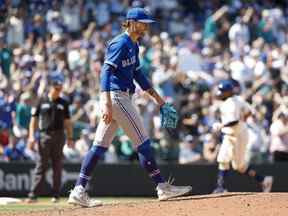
[9,193,288,216]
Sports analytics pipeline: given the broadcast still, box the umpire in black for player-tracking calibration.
[26,75,74,203]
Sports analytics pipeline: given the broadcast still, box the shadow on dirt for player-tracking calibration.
[166,192,257,202]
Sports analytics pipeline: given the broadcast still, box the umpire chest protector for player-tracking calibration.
[32,96,70,131]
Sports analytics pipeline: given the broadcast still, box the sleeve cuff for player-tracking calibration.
[104,61,117,69]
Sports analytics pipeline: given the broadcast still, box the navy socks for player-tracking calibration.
[76,145,107,188]
[137,139,165,184]
[216,170,229,188]
[76,139,164,188]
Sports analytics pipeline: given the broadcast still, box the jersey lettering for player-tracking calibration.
[122,56,136,67]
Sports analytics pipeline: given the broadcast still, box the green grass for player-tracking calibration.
[0,197,153,214]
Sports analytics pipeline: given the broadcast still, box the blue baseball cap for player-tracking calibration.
[49,73,64,86]
[126,7,155,23]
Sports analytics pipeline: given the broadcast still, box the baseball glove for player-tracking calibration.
[160,103,178,128]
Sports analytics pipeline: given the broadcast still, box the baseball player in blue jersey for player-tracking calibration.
[212,80,273,193]
[68,8,192,207]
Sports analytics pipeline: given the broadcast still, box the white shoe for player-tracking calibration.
[51,197,60,203]
[156,182,192,201]
[261,176,273,192]
[68,185,102,207]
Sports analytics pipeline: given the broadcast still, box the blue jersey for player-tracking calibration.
[100,32,151,93]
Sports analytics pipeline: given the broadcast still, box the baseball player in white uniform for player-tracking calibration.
[212,80,273,193]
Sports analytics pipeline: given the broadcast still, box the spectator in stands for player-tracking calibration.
[61,0,82,38]
[203,5,229,43]
[15,92,32,132]
[27,14,46,43]
[202,134,219,163]
[46,11,67,36]
[270,111,288,162]
[2,130,26,161]
[74,128,91,159]
[63,142,81,162]
[6,8,25,47]
[246,114,270,164]
[104,145,118,164]
[228,8,253,56]
[257,10,275,44]
[113,129,137,162]
[0,91,16,148]
[179,135,202,164]
[70,95,90,140]
[0,35,13,78]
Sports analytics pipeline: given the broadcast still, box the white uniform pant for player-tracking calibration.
[217,122,248,172]
[94,91,149,148]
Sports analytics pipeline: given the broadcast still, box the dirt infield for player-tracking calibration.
[1,193,288,216]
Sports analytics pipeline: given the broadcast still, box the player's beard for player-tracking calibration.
[138,30,147,38]
[129,22,148,40]
[136,25,148,39]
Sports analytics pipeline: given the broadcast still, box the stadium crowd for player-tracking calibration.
[0,0,288,164]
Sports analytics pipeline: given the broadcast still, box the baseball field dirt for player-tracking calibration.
[1,193,288,216]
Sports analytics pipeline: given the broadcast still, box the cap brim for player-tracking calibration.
[52,81,64,86]
[137,19,155,23]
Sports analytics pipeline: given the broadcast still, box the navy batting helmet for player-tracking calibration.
[216,80,234,98]
[229,78,241,94]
